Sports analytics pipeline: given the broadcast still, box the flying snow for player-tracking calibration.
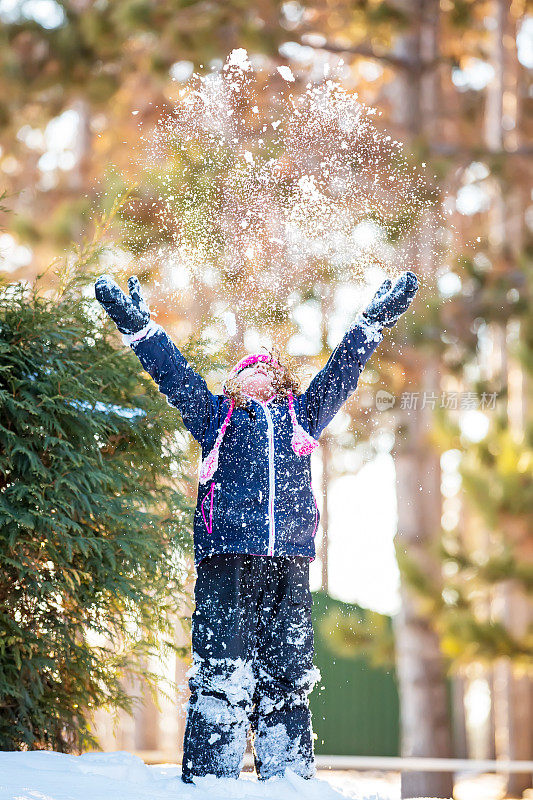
[277,65,295,82]
[129,49,435,326]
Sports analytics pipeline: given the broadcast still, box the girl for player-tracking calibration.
[95,270,418,783]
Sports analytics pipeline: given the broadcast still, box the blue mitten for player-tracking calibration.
[362,271,419,329]
[95,275,151,334]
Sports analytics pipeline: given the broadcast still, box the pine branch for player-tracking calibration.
[299,34,442,72]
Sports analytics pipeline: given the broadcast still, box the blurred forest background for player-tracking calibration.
[0,1,531,799]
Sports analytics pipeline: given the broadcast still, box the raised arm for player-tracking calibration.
[301,271,419,438]
[95,275,217,444]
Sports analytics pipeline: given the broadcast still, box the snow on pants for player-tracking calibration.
[181,553,320,782]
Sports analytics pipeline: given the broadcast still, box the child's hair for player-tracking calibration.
[223,347,302,409]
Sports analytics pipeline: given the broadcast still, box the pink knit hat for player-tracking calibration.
[227,352,282,381]
[198,353,319,484]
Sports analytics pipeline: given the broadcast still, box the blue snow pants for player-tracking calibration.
[181,554,320,782]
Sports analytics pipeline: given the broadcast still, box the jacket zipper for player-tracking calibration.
[259,401,276,556]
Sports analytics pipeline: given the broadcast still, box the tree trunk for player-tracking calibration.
[388,1,454,796]
[68,98,92,195]
[393,359,453,799]
[320,433,331,594]
[483,2,532,793]
[318,285,333,594]
[451,672,468,759]
[134,664,160,753]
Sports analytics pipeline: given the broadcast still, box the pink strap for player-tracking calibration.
[287,390,298,425]
[287,391,320,456]
[217,399,235,441]
[198,399,235,484]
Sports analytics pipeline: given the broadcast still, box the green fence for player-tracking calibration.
[310,592,400,756]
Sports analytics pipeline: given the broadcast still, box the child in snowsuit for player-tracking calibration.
[95,271,418,783]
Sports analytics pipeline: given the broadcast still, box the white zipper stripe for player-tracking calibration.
[260,402,276,556]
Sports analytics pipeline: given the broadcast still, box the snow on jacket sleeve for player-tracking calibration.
[302,317,384,439]
[122,321,217,444]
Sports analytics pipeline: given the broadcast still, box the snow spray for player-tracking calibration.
[129,49,435,327]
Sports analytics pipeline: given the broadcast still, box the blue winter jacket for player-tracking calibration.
[127,319,383,564]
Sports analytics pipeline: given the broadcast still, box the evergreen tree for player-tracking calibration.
[0,261,194,751]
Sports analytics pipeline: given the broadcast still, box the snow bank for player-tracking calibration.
[0,751,389,800]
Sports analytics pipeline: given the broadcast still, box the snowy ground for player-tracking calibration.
[2,751,508,799]
[0,751,400,800]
